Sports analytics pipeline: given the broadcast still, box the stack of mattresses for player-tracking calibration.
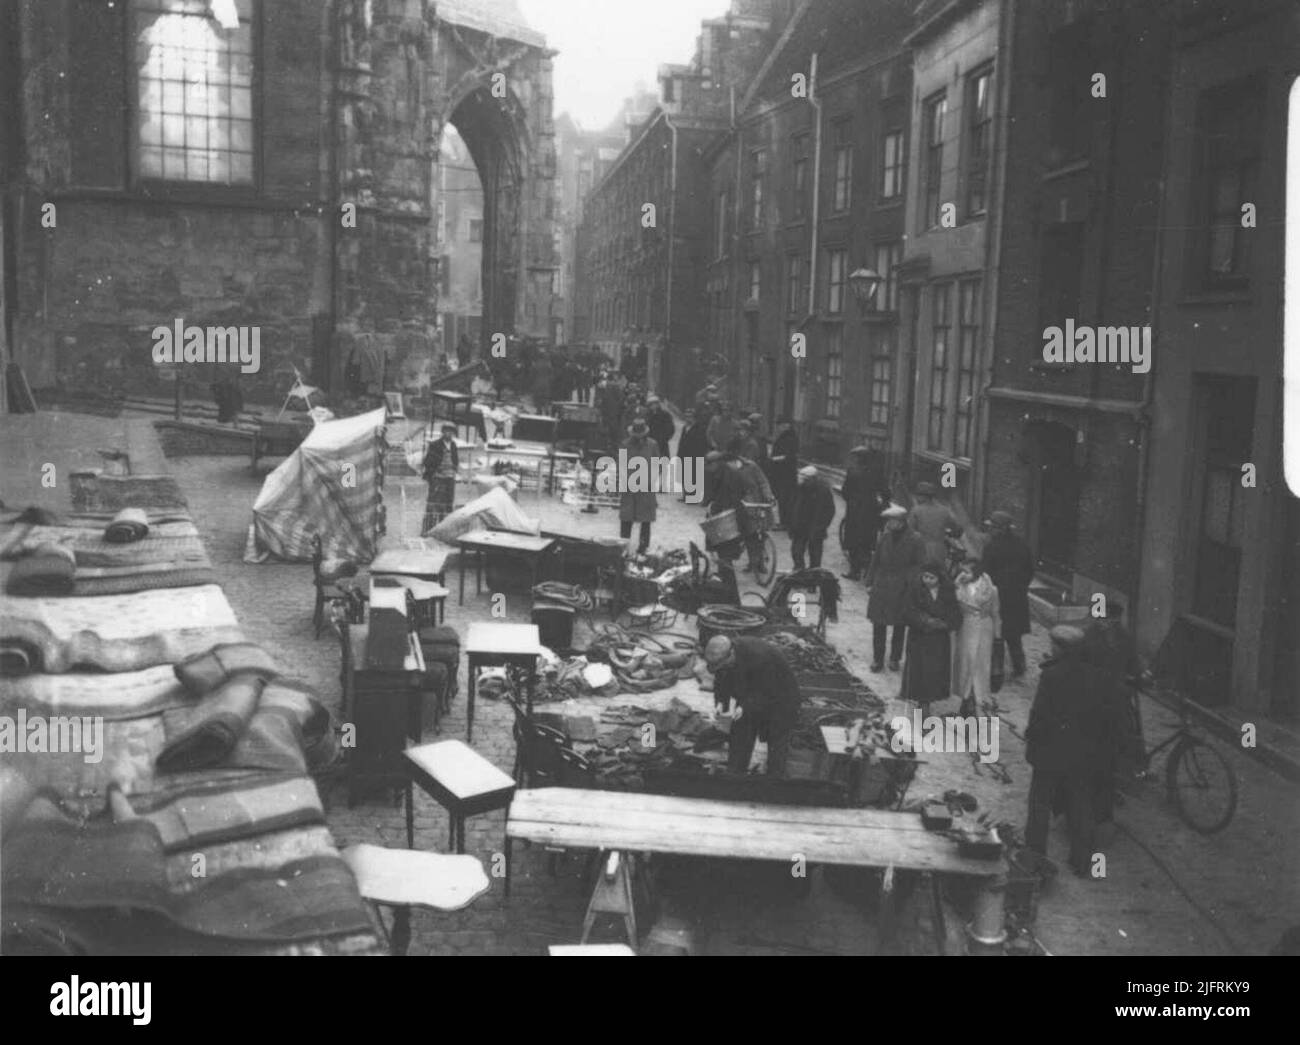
[0,415,380,956]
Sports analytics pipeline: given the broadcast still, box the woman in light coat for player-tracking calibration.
[952,556,1000,717]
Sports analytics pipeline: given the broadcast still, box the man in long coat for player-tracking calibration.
[1025,626,1110,877]
[790,465,835,570]
[983,510,1034,681]
[768,416,799,530]
[908,481,963,567]
[619,419,660,554]
[840,447,886,580]
[645,395,676,452]
[865,504,927,672]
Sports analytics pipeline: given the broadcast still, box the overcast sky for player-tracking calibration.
[518,0,731,129]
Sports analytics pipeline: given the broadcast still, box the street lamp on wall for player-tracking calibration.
[848,267,882,315]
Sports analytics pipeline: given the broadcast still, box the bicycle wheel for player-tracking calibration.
[1166,734,1237,834]
[754,533,778,587]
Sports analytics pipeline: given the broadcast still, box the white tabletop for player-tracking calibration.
[548,945,637,956]
[341,844,490,910]
[405,739,515,799]
[371,548,450,576]
[466,621,542,656]
[457,529,554,553]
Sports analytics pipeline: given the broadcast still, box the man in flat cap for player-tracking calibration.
[790,464,835,570]
[1025,625,1109,877]
[909,480,963,567]
[703,634,801,776]
[865,503,927,672]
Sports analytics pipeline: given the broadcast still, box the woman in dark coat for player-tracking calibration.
[901,562,963,710]
[676,407,710,461]
[840,448,886,580]
[865,506,928,671]
[768,416,799,530]
[983,510,1034,680]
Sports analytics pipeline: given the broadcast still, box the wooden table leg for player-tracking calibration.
[458,553,466,605]
[503,836,513,900]
[405,778,415,848]
[467,654,477,742]
[967,872,1008,955]
[448,811,457,852]
[390,905,412,956]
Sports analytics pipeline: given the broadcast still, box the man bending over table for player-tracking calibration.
[703,635,801,776]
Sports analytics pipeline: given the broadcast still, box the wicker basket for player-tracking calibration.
[701,508,742,548]
[741,501,776,531]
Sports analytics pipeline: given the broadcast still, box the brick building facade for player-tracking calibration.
[704,0,914,466]
[574,0,782,406]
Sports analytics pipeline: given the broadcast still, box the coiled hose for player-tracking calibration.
[531,581,594,612]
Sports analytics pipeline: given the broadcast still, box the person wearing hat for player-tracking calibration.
[707,400,736,454]
[768,415,799,529]
[840,447,887,580]
[865,504,927,671]
[645,394,675,452]
[1025,625,1110,877]
[982,510,1034,682]
[909,480,963,567]
[707,453,771,573]
[703,634,801,776]
[421,423,460,533]
[677,406,710,460]
[727,418,760,463]
[619,419,661,553]
[1083,600,1143,827]
[901,560,962,709]
[790,465,835,570]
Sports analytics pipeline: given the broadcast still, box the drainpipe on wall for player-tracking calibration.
[1132,18,1171,638]
[732,91,744,395]
[804,50,823,428]
[665,113,679,400]
[976,0,1016,520]
[324,0,341,394]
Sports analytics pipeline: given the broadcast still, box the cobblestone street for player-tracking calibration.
[167,449,1298,956]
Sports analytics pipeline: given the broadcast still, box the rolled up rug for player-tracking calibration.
[104,508,149,544]
[173,642,279,696]
[5,543,76,596]
[156,673,266,773]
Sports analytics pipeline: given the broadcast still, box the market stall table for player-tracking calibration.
[464,621,542,742]
[455,528,556,605]
[370,547,449,584]
[506,787,1009,954]
[482,443,577,495]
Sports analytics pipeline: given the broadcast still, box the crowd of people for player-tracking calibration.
[435,374,1145,864]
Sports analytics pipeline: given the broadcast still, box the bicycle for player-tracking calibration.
[741,501,778,588]
[1127,672,1238,834]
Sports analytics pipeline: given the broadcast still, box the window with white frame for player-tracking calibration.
[832,119,852,212]
[825,326,843,419]
[132,0,256,185]
[826,249,847,314]
[927,283,951,451]
[874,241,901,312]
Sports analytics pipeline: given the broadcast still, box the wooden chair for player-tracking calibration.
[278,364,322,419]
[312,534,360,638]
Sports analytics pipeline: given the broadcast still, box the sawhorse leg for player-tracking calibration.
[580,850,637,948]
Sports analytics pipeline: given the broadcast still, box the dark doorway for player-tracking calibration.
[1026,421,1080,579]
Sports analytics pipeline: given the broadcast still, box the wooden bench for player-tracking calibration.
[507,787,1010,954]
